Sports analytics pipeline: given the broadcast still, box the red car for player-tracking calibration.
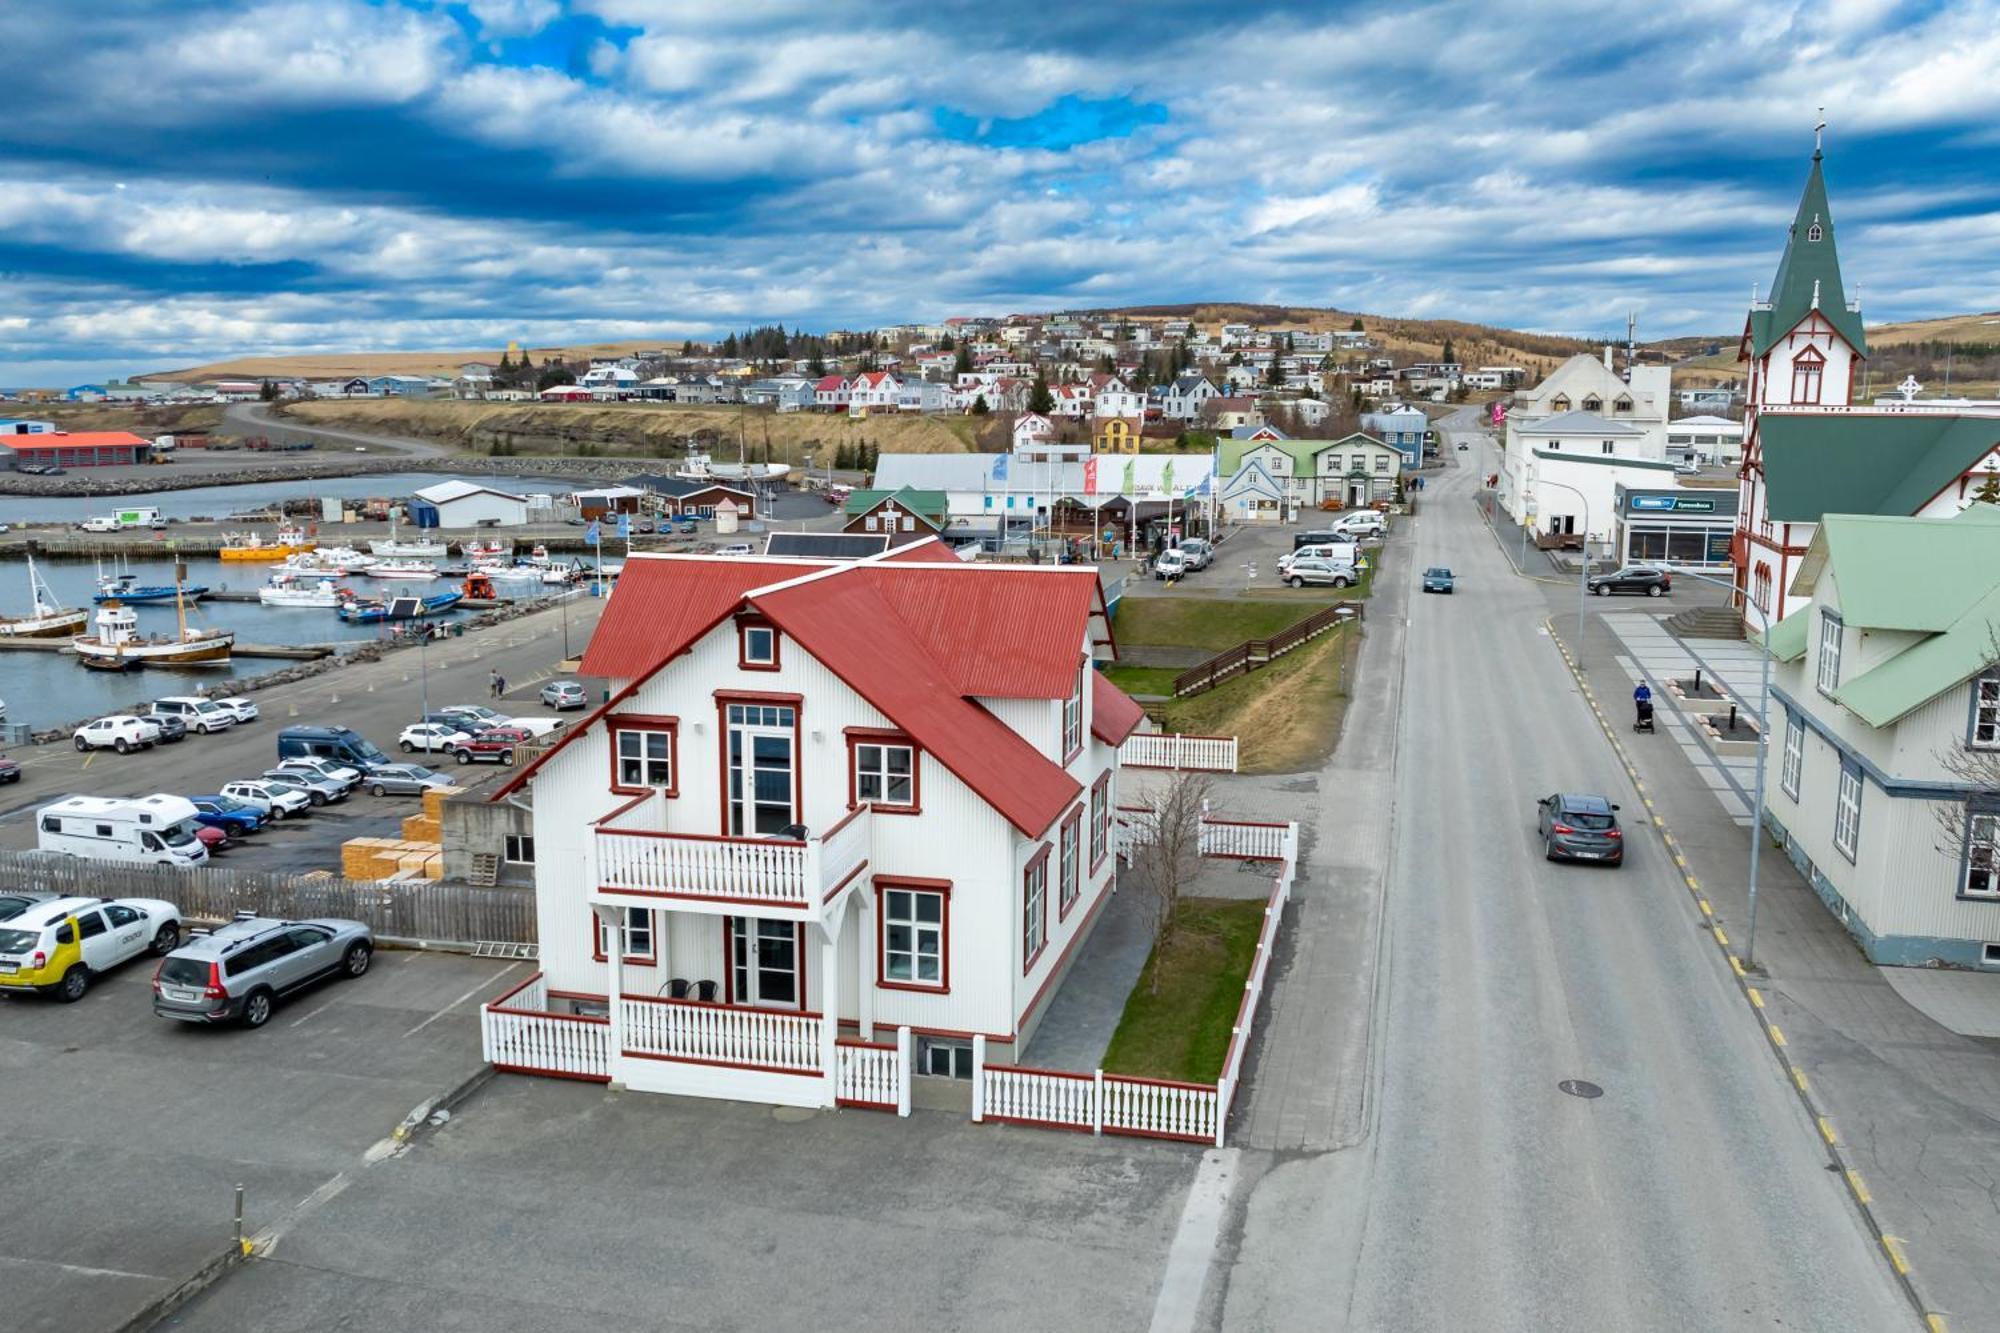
[450,726,534,766]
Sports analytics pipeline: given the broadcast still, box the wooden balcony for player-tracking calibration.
[592,794,871,920]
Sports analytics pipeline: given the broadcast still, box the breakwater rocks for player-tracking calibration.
[0,454,643,500]
[28,591,574,745]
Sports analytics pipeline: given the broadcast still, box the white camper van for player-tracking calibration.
[36,795,210,867]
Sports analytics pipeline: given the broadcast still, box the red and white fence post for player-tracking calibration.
[1092,1069,1105,1135]
[896,1025,913,1118]
[970,1034,986,1122]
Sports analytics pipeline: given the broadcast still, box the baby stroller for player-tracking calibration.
[1633,697,1656,734]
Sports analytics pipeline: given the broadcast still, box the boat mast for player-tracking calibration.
[174,560,189,643]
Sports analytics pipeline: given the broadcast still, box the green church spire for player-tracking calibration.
[1749,132,1865,358]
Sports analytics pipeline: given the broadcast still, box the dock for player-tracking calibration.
[0,637,333,660]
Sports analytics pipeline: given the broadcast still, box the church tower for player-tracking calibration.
[1734,130,1867,621]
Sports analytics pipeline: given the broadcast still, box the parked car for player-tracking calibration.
[0,889,54,921]
[73,715,162,753]
[451,726,535,765]
[365,763,452,796]
[400,721,470,753]
[188,795,266,836]
[258,769,347,806]
[439,705,508,733]
[504,716,567,740]
[220,779,312,820]
[0,755,20,784]
[1282,557,1357,589]
[1280,541,1358,572]
[268,757,362,795]
[0,896,183,1002]
[1587,565,1671,598]
[1176,539,1215,571]
[1292,529,1343,551]
[146,696,237,735]
[212,696,261,724]
[152,916,374,1028]
[277,725,393,774]
[1153,548,1189,580]
[149,714,188,744]
[1422,567,1456,594]
[1536,793,1625,865]
[1332,511,1386,538]
[539,680,588,710]
[714,544,754,556]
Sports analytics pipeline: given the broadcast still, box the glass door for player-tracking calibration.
[729,917,801,1009]
[726,704,797,836]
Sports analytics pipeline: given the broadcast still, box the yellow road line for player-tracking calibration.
[1818,1116,1838,1145]
[1747,987,1765,1008]
[1729,954,1746,977]
[1926,1314,1949,1332]
[1768,1025,1787,1047]
[1846,1169,1871,1204]
[1792,1067,1809,1093]
[1881,1235,1910,1276]
[1713,925,1729,946]
[1697,898,1712,914]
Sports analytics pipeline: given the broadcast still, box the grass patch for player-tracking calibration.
[1102,897,1268,1084]
[1161,621,1357,773]
[1099,664,1183,697]
[1113,597,1327,651]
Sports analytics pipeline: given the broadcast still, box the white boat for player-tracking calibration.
[678,450,791,482]
[73,578,232,667]
[461,539,513,559]
[0,554,88,638]
[369,518,448,560]
[367,561,439,580]
[542,566,578,585]
[475,562,542,582]
[259,576,345,608]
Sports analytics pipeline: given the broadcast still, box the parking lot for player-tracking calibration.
[1,944,531,1333]
[1118,516,1388,601]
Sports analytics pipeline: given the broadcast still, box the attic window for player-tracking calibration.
[1582,396,1602,412]
[1808,222,1823,242]
[1550,396,1571,412]
[1614,396,1633,413]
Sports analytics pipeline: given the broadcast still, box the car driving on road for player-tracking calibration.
[152,915,374,1028]
[1422,567,1455,593]
[1536,793,1625,865]
[1587,565,1671,598]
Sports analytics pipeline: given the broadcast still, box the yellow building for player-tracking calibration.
[1093,414,1141,454]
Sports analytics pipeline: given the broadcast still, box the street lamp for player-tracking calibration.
[1660,562,1775,970]
[1535,478,1592,669]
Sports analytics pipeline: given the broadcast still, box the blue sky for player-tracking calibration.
[3,0,1999,385]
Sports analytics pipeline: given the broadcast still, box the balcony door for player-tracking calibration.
[726,703,797,836]
[728,917,802,1009]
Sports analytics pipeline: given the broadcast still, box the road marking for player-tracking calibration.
[1712,925,1729,946]
[1792,1067,1810,1092]
[1846,1169,1871,1204]
[1747,987,1765,1008]
[1927,1315,1949,1332]
[249,1170,352,1258]
[1768,1024,1787,1047]
[0,1254,164,1282]
[1817,1116,1838,1145]
[1881,1235,1911,1275]
[1148,1148,1238,1333]
[1729,954,1746,977]
[402,961,523,1038]
[1697,898,1712,915]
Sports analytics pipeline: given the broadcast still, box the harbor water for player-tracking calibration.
[0,472,587,525]
[0,553,586,731]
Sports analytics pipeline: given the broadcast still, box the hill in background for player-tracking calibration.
[139,338,685,384]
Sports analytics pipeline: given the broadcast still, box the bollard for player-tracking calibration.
[234,1182,246,1254]
[1693,667,1703,694]
[1728,703,1738,731]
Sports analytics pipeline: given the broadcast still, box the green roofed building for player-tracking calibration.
[841,487,949,547]
[1753,504,2000,968]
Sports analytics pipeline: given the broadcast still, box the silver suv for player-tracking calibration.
[152,915,374,1028]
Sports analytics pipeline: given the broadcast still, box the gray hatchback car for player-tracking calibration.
[1536,793,1625,865]
[152,915,374,1028]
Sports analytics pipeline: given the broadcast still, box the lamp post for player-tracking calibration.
[1536,478,1591,669]
[1661,563,1774,970]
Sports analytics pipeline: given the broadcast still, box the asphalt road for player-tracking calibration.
[1278,413,1910,1328]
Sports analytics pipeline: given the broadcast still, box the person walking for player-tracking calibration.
[489,668,504,699]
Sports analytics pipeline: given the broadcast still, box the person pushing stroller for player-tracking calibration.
[1633,682,1655,733]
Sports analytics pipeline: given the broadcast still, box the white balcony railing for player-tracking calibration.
[1119,732,1239,772]
[593,797,873,916]
[621,995,824,1073]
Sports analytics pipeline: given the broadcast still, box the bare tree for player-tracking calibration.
[1930,627,2000,867]
[1126,771,1212,993]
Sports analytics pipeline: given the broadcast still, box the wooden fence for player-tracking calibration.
[1172,601,1362,698]
[0,851,537,945]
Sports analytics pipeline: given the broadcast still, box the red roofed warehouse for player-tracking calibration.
[485,539,1141,1110]
[0,430,150,469]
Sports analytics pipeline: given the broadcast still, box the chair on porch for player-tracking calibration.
[660,978,692,999]
[690,980,719,1002]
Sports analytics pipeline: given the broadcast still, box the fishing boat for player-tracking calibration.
[0,555,88,637]
[542,564,580,585]
[278,547,374,578]
[523,544,552,565]
[93,570,211,605]
[461,539,512,559]
[473,561,542,582]
[259,575,347,608]
[368,518,448,561]
[73,568,232,667]
[220,525,317,561]
[366,561,439,581]
[337,591,464,624]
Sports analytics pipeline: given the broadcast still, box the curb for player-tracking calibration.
[112,1242,246,1333]
[392,1064,499,1147]
[1470,496,1571,587]
[1543,616,1947,1332]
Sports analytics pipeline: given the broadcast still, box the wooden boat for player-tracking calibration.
[220,525,316,561]
[0,555,88,637]
[73,599,232,667]
[337,591,464,623]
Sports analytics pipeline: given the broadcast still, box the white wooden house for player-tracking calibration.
[484,541,1142,1108]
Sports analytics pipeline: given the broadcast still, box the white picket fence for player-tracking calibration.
[1215,853,1295,1133]
[1119,732,1239,773]
[621,996,824,1073]
[481,975,610,1082]
[836,1031,913,1115]
[1116,807,1292,864]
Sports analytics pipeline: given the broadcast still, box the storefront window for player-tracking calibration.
[1626,525,1728,565]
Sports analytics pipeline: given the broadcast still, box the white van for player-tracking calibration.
[37,795,210,867]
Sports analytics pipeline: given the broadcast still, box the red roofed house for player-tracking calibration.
[483,539,1143,1111]
[813,374,850,411]
[0,430,150,469]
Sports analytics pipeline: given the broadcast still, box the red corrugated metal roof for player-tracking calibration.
[861,565,1095,698]
[0,430,147,450]
[1091,672,1144,746]
[577,555,826,680]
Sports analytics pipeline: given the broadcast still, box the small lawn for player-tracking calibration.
[1158,619,1358,773]
[1102,897,1268,1084]
[1113,597,1326,651]
[1099,664,1183,697]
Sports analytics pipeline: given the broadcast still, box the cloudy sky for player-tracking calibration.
[3,0,1999,385]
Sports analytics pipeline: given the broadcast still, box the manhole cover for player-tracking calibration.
[1558,1079,1604,1099]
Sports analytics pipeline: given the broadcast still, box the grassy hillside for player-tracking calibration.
[10,402,226,434]
[1865,312,2000,346]
[140,338,688,384]
[277,399,979,463]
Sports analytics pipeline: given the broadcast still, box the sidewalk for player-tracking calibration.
[1563,597,2000,1331]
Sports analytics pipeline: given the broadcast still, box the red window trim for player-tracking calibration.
[1057,804,1083,921]
[735,613,781,673]
[1088,771,1111,875]
[844,726,921,816]
[715,693,805,836]
[1022,843,1051,974]
[720,915,808,1009]
[591,906,659,966]
[875,875,952,994]
[608,713,680,797]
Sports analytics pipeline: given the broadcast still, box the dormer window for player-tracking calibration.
[1808,221,1823,242]
[737,617,779,670]
[1792,346,1825,405]
[1550,395,1571,412]
[1582,396,1602,412]
[1613,396,1633,413]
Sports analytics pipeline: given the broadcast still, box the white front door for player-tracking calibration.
[729,917,802,1009]
[725,704,797,837]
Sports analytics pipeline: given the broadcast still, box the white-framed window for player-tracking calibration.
[503,834,535,864]
[1601,440,1615,454]
[1972,674,1999,748]
[1374,456,1389,473]
[1833,763,1862,862]
[1022,851,1048,968]
[1059,811,1080,915]
[919,1037,973,1079]
[881,886,945,988]
[596,906,653,960]
[1807,221,1823,242]
[1780,712,1803,801]
[1816,610,1843,696]
[1088,777,1108,869]
[855,742,915,807]
[741,623,777,666]
[616,728,674,788]
[1964,810,1999,898]
[1062,664,1084,758]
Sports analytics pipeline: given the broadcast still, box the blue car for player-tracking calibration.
[189,795,266,836]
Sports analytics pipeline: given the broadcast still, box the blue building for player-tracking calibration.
[1360,408,1429,468]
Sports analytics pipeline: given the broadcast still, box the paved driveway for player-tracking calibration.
[0,948,527,1333]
